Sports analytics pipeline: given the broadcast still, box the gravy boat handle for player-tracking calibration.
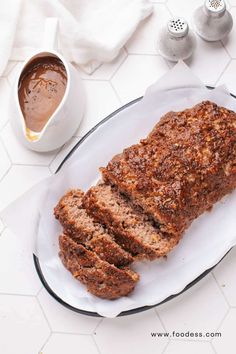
[43,17,58,51]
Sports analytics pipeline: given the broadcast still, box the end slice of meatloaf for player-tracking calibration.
[101,101,236,235]
[59,234,139,300]
[82,183,179,260]
[54,189,133,267]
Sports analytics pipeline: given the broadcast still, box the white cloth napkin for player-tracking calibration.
[0,0,153,75]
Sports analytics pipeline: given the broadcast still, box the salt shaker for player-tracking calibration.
[193,0,233,41]
[158,18,196,62]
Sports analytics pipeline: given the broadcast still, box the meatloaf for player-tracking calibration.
[101,101,236,235]
[59,234,139,299]
[54,189,133,266]
[83,183,179,259]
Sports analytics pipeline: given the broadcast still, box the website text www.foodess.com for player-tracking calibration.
[151,331,221,339]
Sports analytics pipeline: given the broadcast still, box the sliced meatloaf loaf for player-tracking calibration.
[83,183,179,260]
[101,101,236,235]
[59,234,139,300]
[54,189,133,266]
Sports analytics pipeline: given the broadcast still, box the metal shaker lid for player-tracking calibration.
[167,18,189,38]
[204,0,226,16]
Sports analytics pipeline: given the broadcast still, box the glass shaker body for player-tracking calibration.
[193,0,233,41]
[158,18,196,62]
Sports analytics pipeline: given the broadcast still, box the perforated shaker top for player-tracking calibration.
[167,18,189,38]
[205,0,226,14]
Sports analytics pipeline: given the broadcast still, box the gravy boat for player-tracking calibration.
[10,18,86,152]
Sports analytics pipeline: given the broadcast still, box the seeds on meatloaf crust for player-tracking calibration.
[59,234,139,300]
[101,101,236,235]
[82,183,179,260]
[54,189,133,267]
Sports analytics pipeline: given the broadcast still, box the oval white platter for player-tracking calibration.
[34,86,236,317]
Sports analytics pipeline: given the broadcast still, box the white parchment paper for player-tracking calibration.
[2,61,236,317]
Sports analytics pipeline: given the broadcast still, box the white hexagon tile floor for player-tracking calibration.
[94,310,169,354]
[157,274,229,338]
[0,1,236,353]
[0,295,50,354]
[0,228,42,295]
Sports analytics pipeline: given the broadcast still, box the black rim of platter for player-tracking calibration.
[33,86,235,317]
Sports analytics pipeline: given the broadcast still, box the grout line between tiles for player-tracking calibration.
[92,333,103,354]
[93,318,103,334]
[212,306,230,335]
[0,292,36,297]
[0,165,11,184]
[38,332,52,354]
[0,119,10,133]
[164,2,172,18]
[36,296,54,332]
[211,271,231,308]
[155,307,168,332]
[214,58,232,87]
[10,162,50,168]
[109,81,123,105]
[126,52,162,57]
[52,331,92,336]
[220,38,233,59]
[210,341,218,354]
[4,61,18,77]
[0,135,13,164]
[109,49,128,81]
[82,77,110,82]
[4,77,11,89]
[36,286,43,297]
[6,76,12,87]
[0,227,6,238]
[93,318,104,333]
[161,338,171,354]
[166,1,174,17]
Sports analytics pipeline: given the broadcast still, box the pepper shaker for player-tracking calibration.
[158,18,196,62]
[193,0,233,41]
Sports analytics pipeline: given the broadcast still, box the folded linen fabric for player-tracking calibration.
[0,0,153,75]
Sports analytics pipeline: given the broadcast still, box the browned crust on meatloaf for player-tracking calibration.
[83,183,179,260]
[101,101,236,235]
[54,189,133,266]
[59,234,139,300]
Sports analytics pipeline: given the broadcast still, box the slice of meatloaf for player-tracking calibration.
[82,183,179,260]
[59,234,139,300]
[101,101,236,235]
[54,189,133,266]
